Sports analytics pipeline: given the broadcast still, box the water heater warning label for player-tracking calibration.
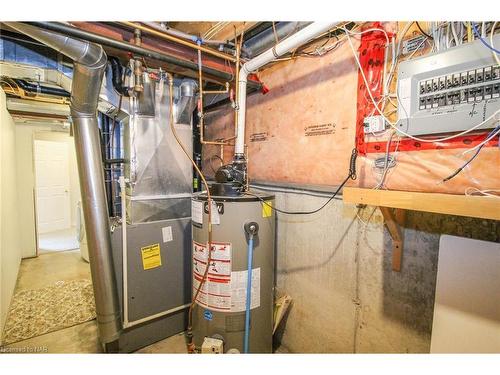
[192,241,261,313]
[230,268,261,312]
[193,241,232,312]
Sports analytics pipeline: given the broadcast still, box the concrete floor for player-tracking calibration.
[3,250,187,353]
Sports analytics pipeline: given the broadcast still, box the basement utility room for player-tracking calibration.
[0,1,499,373]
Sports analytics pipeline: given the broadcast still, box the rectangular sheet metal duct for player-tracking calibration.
[124,75,197,223]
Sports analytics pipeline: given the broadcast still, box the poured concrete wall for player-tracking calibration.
[271,190,499,353]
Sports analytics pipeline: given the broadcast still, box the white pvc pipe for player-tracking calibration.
[234,21,340,155]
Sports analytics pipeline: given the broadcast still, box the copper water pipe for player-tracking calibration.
[197,48,236,146]
[194,25,248,146]
[203,82,230,94]
[120,21,237,63]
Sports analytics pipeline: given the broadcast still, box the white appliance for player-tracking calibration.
[431,235,500,353]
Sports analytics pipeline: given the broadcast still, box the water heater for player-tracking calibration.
[191,191,275,353]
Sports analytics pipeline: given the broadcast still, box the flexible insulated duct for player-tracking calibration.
[5,22,122,345]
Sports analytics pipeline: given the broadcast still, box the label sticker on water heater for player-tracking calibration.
[191,200,203,225]
[203,201,221,225]
[230,268,261,313]
[262,201,273,218]
[203,310,213,321]
[193,241,233,312]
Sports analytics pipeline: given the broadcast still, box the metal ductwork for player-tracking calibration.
[4,22,122,345]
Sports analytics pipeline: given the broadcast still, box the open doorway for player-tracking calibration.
[33,132,86,259]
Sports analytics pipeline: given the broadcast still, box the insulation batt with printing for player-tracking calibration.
[202,22,499,195]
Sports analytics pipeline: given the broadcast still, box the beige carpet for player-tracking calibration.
[2,279,96,345]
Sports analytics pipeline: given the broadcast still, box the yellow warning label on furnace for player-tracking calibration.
[262,200,273,218]
[141,243,162,270]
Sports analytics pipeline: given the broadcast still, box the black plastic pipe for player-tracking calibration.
[108,56,130,97]
[14,78,70,97]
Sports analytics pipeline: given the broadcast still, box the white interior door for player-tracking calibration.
[34,139,71,234]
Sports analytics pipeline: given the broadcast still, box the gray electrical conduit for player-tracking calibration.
[5,22,122,346]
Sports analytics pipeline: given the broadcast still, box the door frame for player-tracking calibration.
[32,134,72,255]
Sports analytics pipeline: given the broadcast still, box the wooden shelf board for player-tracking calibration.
[343,187,500,221]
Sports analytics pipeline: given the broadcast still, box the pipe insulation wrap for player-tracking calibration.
[235,21,340,155]
[5,22,122,344]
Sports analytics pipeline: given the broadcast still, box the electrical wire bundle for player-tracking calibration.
[442,125,500,183]
[471,22,500,65]
[342,22,500,190]
[245,149,358,215]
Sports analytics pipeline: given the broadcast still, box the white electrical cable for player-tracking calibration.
[461,127,500,155]
[446,23,451,49]
[465,187,500,198]
[203,22,229,40]
[491,21,500,66]
[451,22,460,46]
[344,26,392,96]
[374,131,401,190]
[343,26,500,143]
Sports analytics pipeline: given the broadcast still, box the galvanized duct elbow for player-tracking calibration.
[175,79,198,124]
[5,22,122,345]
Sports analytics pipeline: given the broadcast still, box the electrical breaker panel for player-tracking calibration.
[396,35,500,136]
